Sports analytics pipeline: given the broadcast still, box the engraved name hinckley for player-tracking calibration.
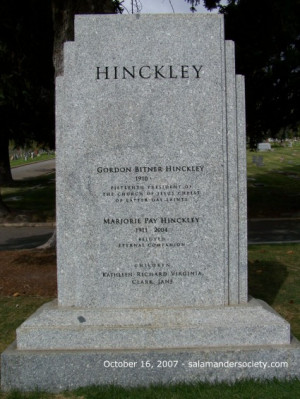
[96,65,203,80]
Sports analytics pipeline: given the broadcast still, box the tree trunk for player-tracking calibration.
[52,0,117,77]
[40,1,117,248]
[0,192,10,217]
[38,230,56,249]
[0,132,13,185]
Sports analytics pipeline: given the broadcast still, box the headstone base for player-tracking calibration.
[2,338,300,392]
[15,298,290,350]
[2,298,300,392]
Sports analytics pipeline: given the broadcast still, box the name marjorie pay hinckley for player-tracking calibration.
[96,64,203,80]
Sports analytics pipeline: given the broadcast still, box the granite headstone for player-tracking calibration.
[258,142,272,151]
[2,14,299,391]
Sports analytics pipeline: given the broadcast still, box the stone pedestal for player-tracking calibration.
[2,297,299,391]
[14,299,292,350]
[2,337,300,392]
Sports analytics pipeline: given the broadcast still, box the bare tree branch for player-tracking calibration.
[169,0,175,13]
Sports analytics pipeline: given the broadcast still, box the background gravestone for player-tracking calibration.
[258,142,272,151]
[1,14,299,392]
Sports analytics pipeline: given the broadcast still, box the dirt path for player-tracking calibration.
[0,249,56,297]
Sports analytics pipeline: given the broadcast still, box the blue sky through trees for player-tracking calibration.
[121,0,219,14]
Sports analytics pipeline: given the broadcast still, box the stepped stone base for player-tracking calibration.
[2,338,300,392]
[1,298,299,392]
[15,298,290,350]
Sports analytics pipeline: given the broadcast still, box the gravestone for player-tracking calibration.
[252,155,264,167]
[2,14,299,391]
[258,142,272,151]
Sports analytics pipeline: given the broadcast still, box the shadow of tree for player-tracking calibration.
[248,260,288,305]
[247,157,300,218]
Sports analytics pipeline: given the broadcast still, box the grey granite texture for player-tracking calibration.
[258,143,272,151]
[55,14,244,309]
[236,75,248,303]
[16,298,290,350]
[225,40,239,305]
[2,338,300,392]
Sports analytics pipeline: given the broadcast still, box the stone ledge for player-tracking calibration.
[2,338,300,392]
[16,298,290,350]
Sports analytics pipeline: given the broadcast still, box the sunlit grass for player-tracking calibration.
[247,142,300,218]
[10,154,55,169]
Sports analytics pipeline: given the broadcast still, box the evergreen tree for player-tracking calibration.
[0,0,122,184]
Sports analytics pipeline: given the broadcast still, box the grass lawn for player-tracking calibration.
[0,297,52,354]
[1,174,55,222]
[1,379,300,399]
[10,154,55,169]
[248,243,300,340]
[247,142,300,218]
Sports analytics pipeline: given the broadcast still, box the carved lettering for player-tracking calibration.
[96,65,204,80]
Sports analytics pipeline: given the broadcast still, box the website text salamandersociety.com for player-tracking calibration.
[185,361,288,369]
[103,360,289,370]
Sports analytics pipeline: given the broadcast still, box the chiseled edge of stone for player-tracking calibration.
[55,71,65,307]
[236,75,248,303]
[55,40,80,308]
[219,16,229,306]
[16,298,290,327]
[225,40,239,304]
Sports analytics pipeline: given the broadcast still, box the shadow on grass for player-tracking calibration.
[248,260,288,305]
[0,233,53,251]
[1,173,55,221]
[4,172,55,188]
[247,152,300,218]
